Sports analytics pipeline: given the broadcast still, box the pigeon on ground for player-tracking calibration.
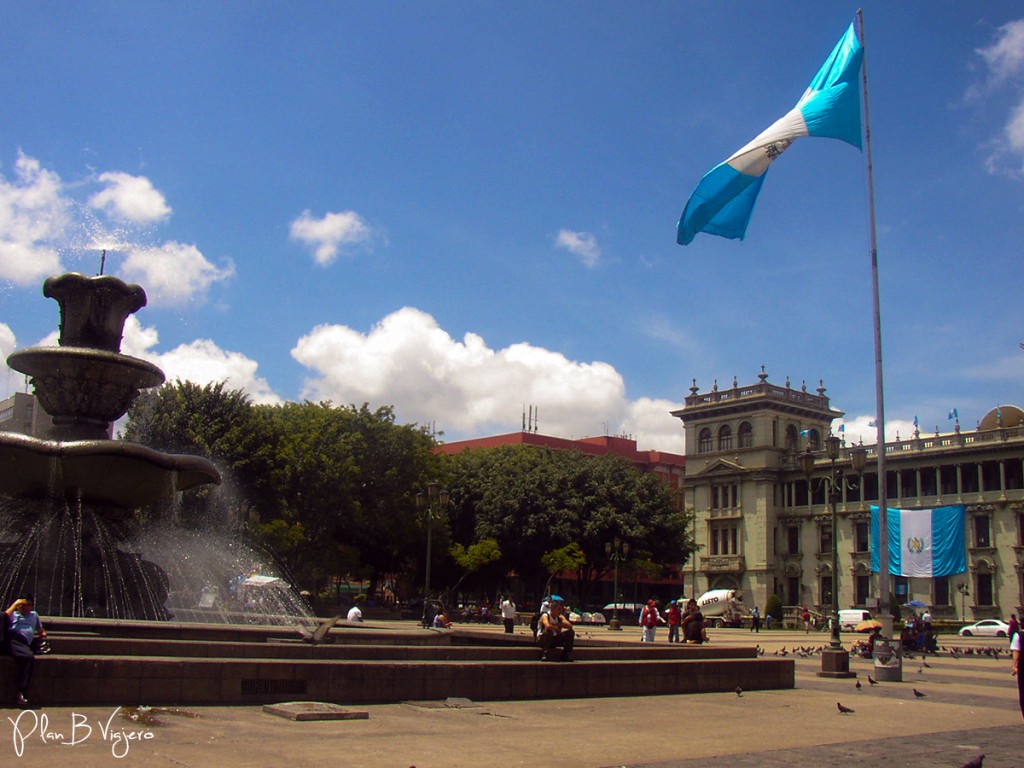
[913,688,926,698]
[855,680,862,690]
[867,676,879,686]
[735,686,743,697]
[837,702,855,714]
[960,754,984,768]
[922,660,931,668]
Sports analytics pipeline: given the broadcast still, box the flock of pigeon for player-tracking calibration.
[746,641,1002,768]
[754,643,1006,660]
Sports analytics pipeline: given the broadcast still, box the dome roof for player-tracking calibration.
[979,405,1024,431]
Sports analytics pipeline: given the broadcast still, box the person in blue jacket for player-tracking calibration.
[3,596,47,708]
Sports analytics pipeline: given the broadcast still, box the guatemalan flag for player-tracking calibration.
[870,505,967,578]
[677,23,863,246]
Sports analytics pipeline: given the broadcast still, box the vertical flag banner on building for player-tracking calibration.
[870,505,966,577]
[676,23,863,246]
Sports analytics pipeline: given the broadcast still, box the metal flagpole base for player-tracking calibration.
[817,648,856,678]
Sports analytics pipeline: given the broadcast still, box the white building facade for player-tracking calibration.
[674,371,1024,623]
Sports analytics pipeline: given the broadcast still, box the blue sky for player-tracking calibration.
[1,2,1022,454]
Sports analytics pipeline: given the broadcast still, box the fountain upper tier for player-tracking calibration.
[3,271,220,506]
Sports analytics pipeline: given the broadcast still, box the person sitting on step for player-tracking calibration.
[538,595,575,662]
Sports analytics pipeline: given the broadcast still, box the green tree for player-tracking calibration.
[541,542,586,596]
[765,593,784,623]
[338,403,442,599]
[445,445,694,607]
[126,384,442,598]
[447,537,501,603]
[124,380,276,527]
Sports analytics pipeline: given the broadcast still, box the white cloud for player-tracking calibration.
[121,241,235,307]
[289,209,371,266]
[640,315,700,352]
[975,18,1024,174]
[554,229,601,268]
[88,171,172,223]
[153,339,281,405]
[291,307,687,447]
[835,415,919,447]
[621,397,686,454]
[0,152,68,284]
[0,153,225,306]
[0,323,22,399]
[978,19,1024,82]
[1007,100,1024,155]
[961,352,1024,381]
[120,316,280,405]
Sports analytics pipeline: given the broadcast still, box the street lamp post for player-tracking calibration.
[957,582,970,621]
[416,481,449,627]
[605,537,629,631]
[801,435,867,678]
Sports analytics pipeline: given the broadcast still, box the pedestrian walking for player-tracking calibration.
[666,600,682,643]
[640,599,663,643]
[500,595,517,634]
[751,606,761,633]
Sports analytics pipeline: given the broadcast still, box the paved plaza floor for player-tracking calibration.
[3,624,1021,767]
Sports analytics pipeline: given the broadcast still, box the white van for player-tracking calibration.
[839,609,871,631]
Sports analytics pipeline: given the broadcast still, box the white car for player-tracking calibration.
[958,619,1011,637]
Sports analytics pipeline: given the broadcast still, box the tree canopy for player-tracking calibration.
[125,382,691,609]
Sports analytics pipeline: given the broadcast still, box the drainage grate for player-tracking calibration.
[241,679,308,696]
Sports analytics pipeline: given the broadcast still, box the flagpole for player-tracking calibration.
[857,8,891,634]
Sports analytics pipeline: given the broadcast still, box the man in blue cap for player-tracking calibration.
[538,595,574,662]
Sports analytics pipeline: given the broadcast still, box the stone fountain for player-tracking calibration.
[1,281,795,711]
[0,272,221,619]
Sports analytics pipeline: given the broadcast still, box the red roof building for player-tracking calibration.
[437,431,685,496]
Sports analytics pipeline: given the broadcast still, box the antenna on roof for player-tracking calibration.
[524,405,539,433]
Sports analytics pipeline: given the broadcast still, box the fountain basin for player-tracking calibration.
[0,431,220,507]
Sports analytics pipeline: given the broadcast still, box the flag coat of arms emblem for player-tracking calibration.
[870,505,966,577]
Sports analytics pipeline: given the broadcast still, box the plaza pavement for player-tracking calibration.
[2,622,1020,768]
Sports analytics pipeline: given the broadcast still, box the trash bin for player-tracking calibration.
[873,638,902,682]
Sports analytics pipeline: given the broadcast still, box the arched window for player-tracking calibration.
[738,421,753,448]
[808,429,821,451]
[785,425,798,451]
[698,428,712,454]
[718,424,733,451]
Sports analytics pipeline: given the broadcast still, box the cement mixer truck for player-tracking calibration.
[685,589,744,628]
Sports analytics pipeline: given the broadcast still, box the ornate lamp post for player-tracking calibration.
[957,581,970,621]
[801,435,867,678]
[605,537,629,631]
[416,481,449,627]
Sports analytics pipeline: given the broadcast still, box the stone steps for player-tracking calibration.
[2,620,794,707]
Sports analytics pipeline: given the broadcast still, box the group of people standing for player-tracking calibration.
[640,598,707,644]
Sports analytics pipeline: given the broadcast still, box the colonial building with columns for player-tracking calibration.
[673,370,1024,623]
